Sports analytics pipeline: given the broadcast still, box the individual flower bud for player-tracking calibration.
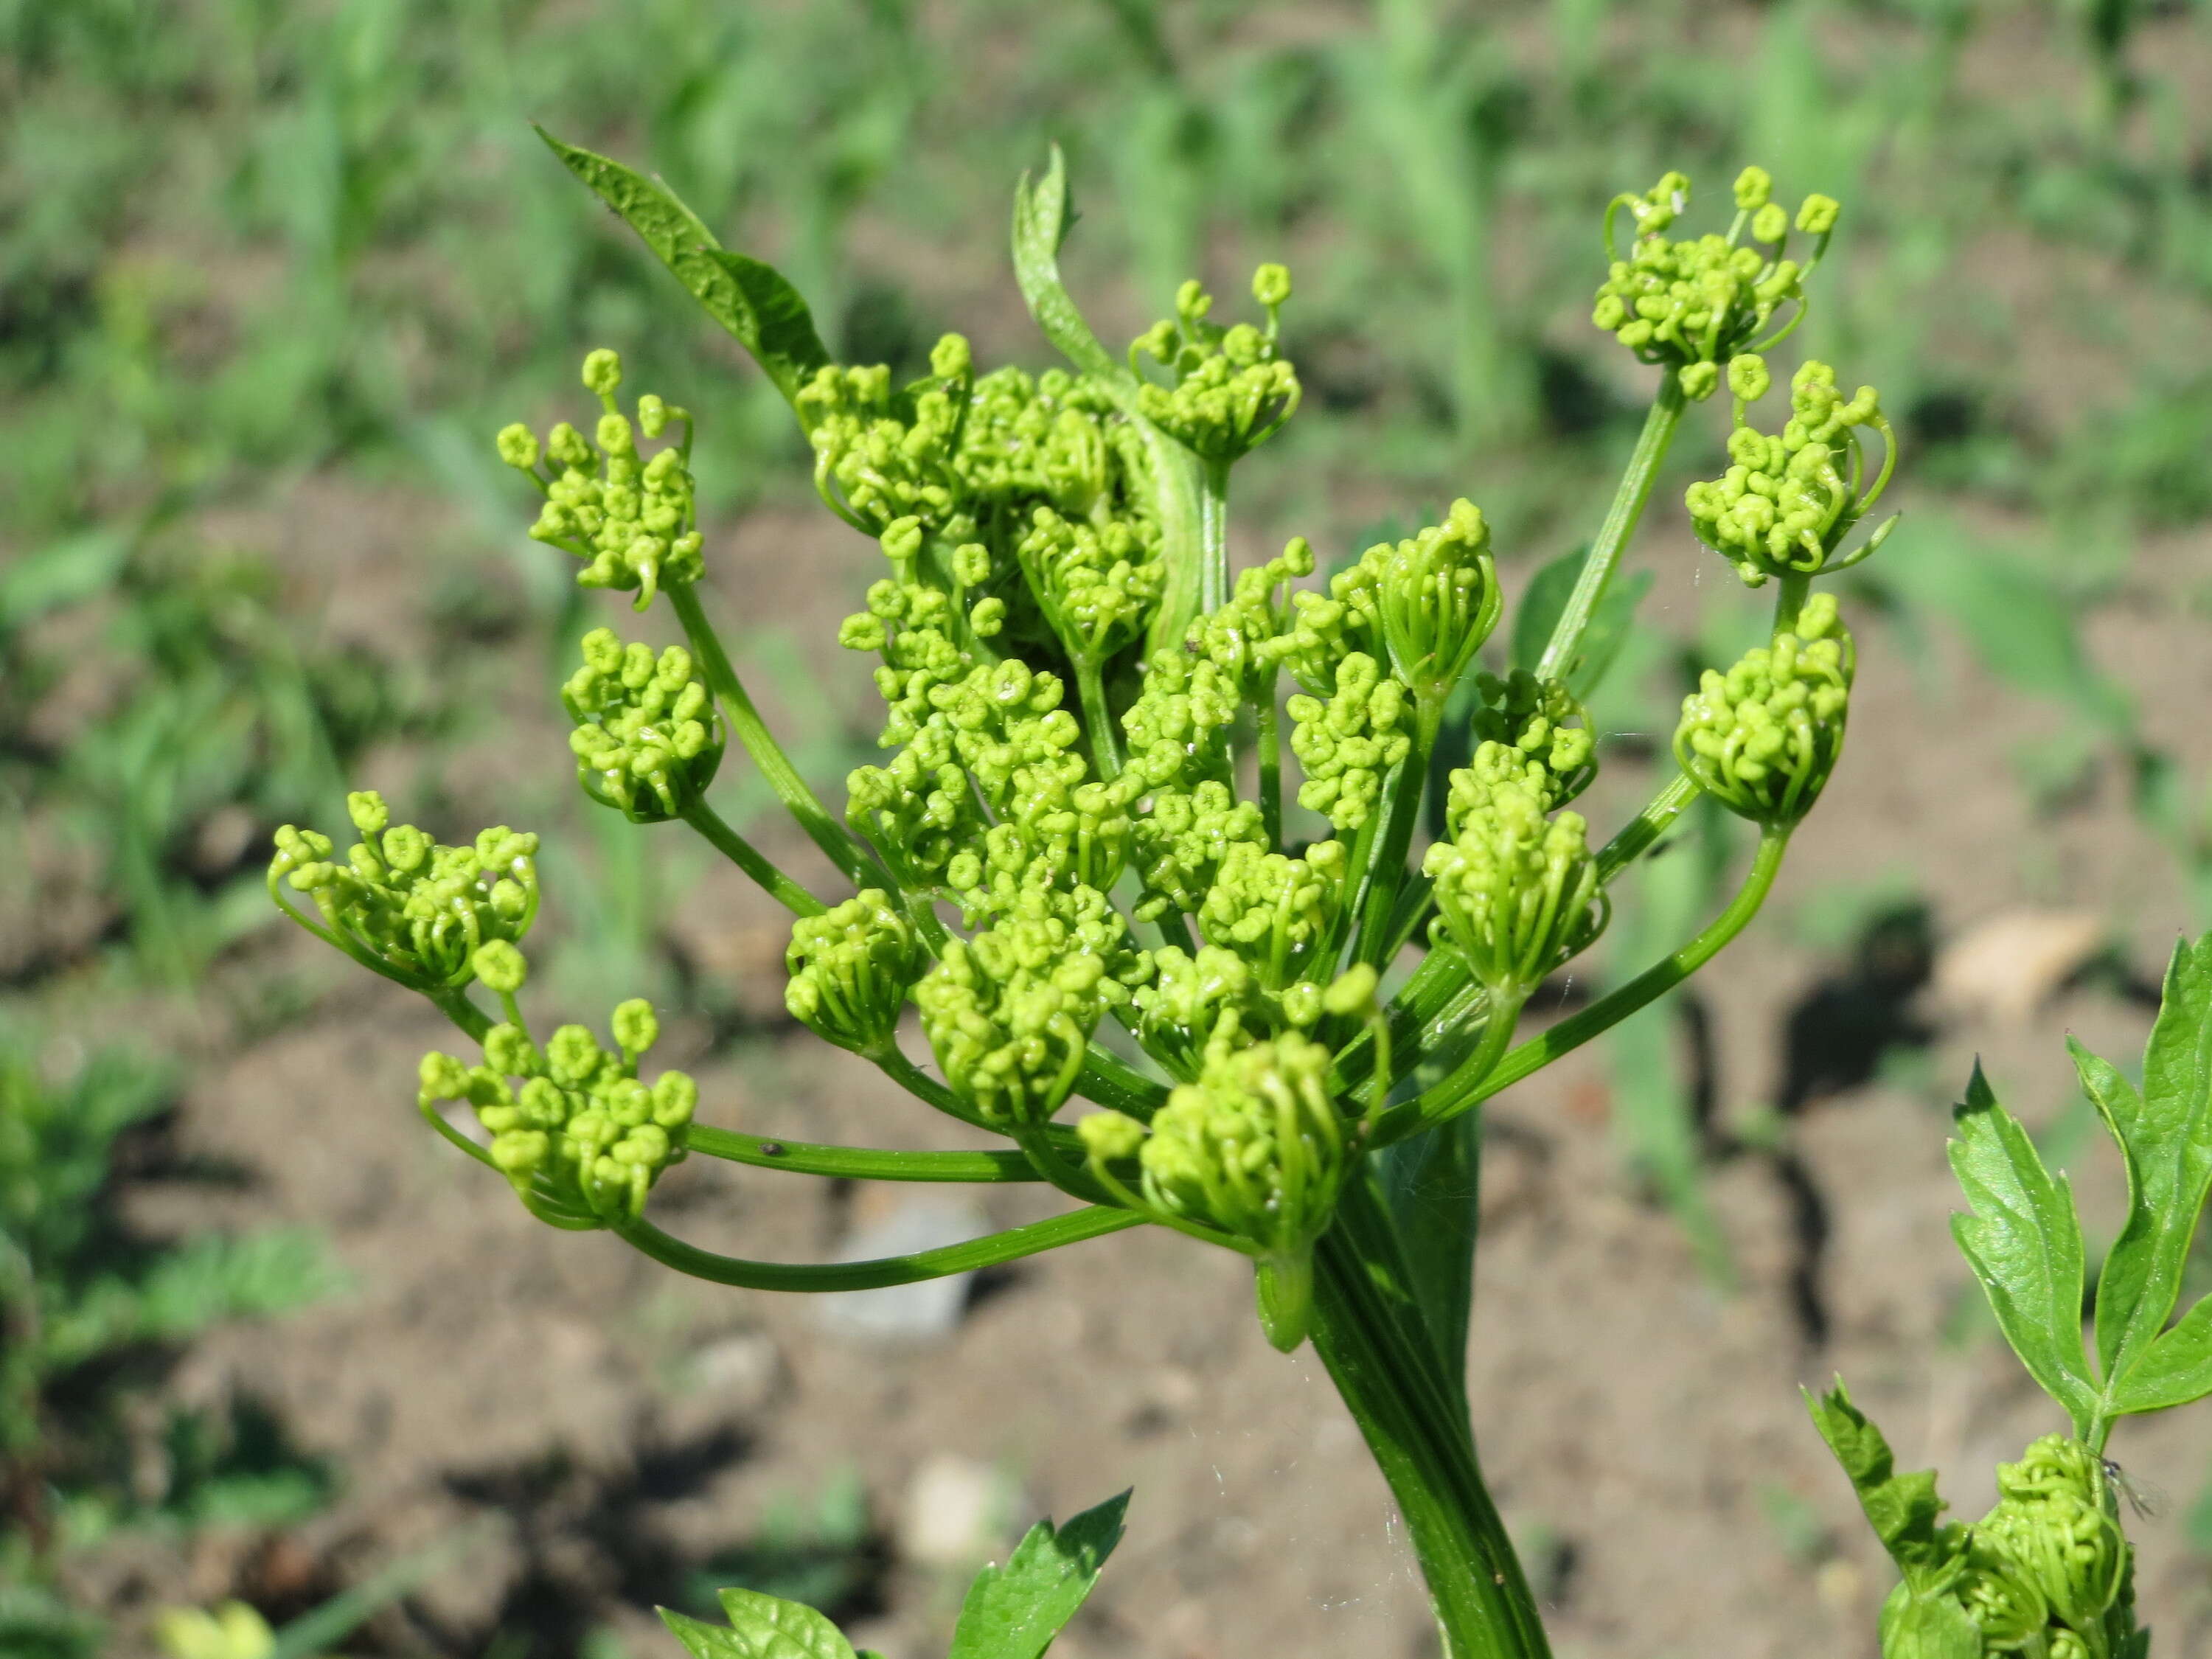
[930,333,972,380]
[582,347,623,397]
[1136,1033,1350,1351]
[483,1023,540,1077]
[1425,784,1606,998]
[1252,262,1292,307]
[1750,201,1789,243]
[497,424,541,471]
[1733,165,1773,211]
[637,394,669,438]
[473,939,529,994]
[784,889,926,1056]
[1672,595,1852,827]
[1679,361,1720,400]
[1077,1109,1147,1163]
[1796,193,1840,234]
[611,998,659,1057]
[347,790,390,835]
[1321,963,1378,1018]
[1727,352,1771,403]
[419,1051,471,1100]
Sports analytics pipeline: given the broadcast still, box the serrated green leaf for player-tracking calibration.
[2093,934,2212,1400]
[657,1589,858,1659]
[945,1491,1129,1659]
[1948,1065,2098,1432]
[536,127,829,409]
[2110,1290,2212,1413]
[1804,1381,1956,1578]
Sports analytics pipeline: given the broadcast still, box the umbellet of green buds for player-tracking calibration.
[1673,592,1854,826]
[784,889,927,1057]
[1425,784,1606,1000]
[269,791,538,992]
[563,628,725,822]
[419,948,695,1225]
[1131,269,1300,464]
[1685,355,1898,585]
[1078,1024,1349,1350]
[499,349,703,608]
[1592,167,1839,397]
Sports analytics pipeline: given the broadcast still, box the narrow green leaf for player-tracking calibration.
[1947,1065,2098,1432]
[535,127,829,408]
[2110,1291,2212,1414]
[945,1490,1130,1659]
[2093,933,2212,1392]
[1804,1381,1955,1577]
[1009,146,1121,383]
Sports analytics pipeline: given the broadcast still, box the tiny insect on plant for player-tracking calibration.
[268,136,1933,1657]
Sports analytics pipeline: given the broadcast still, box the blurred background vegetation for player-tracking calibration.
[6,0,2212,1653]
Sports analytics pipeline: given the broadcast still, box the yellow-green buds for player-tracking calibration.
[913,907,1127,1126]
[1591,167,1837,375]
[269,793,539,993]
[1366,499,1501,707]
[1132,274,1301,464]
[419,1001,695,1225]
[1976,1439,2127,1635]
[1079,1032,1350,1350]
[1424,785,1606,998]
[1685,358,1896,586]
[1287,654,1413,832]
[1673,594,1853,827]
[562,628,725,822]
[501,349,703,610]
[1014,505,1164,667]
[1465,670,1596,810]
[1194,840,1348,991]
[783,889,926,1056]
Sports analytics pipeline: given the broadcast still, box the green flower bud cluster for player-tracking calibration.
[561,628,724,822]
[1366,499,1501,706]
[797,347,971,535]
[419,978,695,1224]
[1193,838,1349,990]
[914,894,1144,1126]
[1424,783,1605,998]
[1127,780,1265,923]
[1077,1029,1349,1350]
[1686,357,1897,586]
[1180,538,1319,698]
[784,889,927,1056]
[1674,593,1853,827]
[1131,271,1301,463]
[1128,943,1330,1081]
[1013,505,1165,667]
[1447,670,1597,829]
[1287,653,1413,832]
[498,349,703,609]
[1889,1436,2138,1658]
[269,791,538,992]
[1590,168,1840,391]
[1119,648,1240,796]
[844,718,990,893]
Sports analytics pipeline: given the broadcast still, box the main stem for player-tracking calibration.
[1535,374,1687,683]
[1309,1175,1552,1659]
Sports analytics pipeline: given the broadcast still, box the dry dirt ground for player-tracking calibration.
[85,488,2212,1658]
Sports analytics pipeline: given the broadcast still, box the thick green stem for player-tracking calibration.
[1308,1176,1553,1659]
[684,1126,1043,1183]
[428,986,493,1043]
[1198,456,1231,616]
[1382,827,1790,1144]
[680,799,827,916]
[1770,569,1812,640]
[1596,772,1702,883]
[1077,657,1123,782]
[667,581,878,887]
[1535,375,1688,683]
[613,1203,1141,1293]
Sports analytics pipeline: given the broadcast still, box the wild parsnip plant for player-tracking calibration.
[274,142,1891,1656]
